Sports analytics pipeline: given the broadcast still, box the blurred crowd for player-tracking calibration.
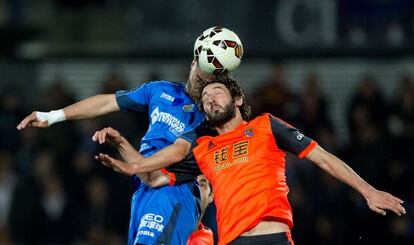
[250,66,414,245]
[0,67,413,245]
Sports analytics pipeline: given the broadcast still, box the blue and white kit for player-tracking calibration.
[116,80,205,245]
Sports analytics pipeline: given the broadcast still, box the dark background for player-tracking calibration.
[0,0,413,244]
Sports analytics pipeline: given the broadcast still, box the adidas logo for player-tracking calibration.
[207,141,216,150]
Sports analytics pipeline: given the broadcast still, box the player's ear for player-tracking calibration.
[208,193,213,204]
[235,96,243,107]
[208,185,214,204]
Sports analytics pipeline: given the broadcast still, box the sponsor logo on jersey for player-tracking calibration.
[150,107,186,136]
[138,213,165,236]
[212,140,249,172]
[160,92,175,102]
[182,104,195,112]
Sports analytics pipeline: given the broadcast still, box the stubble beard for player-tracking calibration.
[206,100,236,127]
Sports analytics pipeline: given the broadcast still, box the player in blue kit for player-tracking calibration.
[17,59,221,244]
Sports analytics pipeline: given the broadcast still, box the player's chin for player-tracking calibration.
[212,110,223,116]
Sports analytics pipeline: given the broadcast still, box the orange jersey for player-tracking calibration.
[192,114,317,244]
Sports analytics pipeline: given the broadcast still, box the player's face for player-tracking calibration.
[201,83,236,127]
[197,175,213,214]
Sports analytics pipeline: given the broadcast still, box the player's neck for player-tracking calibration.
[216,112,244,135]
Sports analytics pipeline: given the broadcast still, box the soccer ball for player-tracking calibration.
[194,26,243,75]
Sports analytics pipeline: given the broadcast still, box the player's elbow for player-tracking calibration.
[308,146,333,172]
[147,180,162,188]
[316,152,338,174]
[100,94,119,113]
[147,175,169,188]
[172,142,191,162]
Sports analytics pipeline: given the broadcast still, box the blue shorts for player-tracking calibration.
[128,181,201,245]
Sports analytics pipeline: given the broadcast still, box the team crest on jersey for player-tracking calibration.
[182,104,195,112]
[243,128,254,137]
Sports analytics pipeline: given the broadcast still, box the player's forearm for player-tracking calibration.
[64,94,119,120]
[306,146,375,198]
[117,137,144,163]
[133,141,190,173]
[114,136,168,175]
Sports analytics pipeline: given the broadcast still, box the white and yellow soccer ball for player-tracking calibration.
[194,26,243,74]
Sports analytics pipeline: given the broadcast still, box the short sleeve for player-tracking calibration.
[115,82,156,112]
[169,151,202,184]
[180,121,216,146]
[269,115,317,158]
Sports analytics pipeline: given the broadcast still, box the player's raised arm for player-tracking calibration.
[96,153,170,187]
[17,94,119,130]
[305,145,406,216]
[92,127,142,163]
[131,138,192,172]
[95,138,192,175]
[94,121,202,175]
[92,127,176,187]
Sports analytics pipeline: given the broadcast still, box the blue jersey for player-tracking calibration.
[115,80,205,245]
[116,80,204,156]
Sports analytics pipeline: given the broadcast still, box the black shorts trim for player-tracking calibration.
[229,232,293,245]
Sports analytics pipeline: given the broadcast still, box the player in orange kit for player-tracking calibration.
[96,76,406,245]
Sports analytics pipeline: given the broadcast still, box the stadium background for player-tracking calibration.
[0,0,413,244]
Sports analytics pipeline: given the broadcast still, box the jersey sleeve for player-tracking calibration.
[269,115,317,158]
[167,150,202,184]
[115,82,157,112]
[173,124,217,184]
[180,121,217,146]
[180,129,198,146]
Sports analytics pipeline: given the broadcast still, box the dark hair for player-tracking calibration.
[196,76,252,121]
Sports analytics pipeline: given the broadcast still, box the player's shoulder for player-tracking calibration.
[248,113,273,126]
[147,80,184,88]
[144,80,186,95]
[255,113,291,125]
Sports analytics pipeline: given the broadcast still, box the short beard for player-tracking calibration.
[206,100,236,127]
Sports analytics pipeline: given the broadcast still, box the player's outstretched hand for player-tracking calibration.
[95,153,136,176]
[95,153,170,187]
[17,112,49,130]
[365,189,406,216]
[92,127,123,146]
